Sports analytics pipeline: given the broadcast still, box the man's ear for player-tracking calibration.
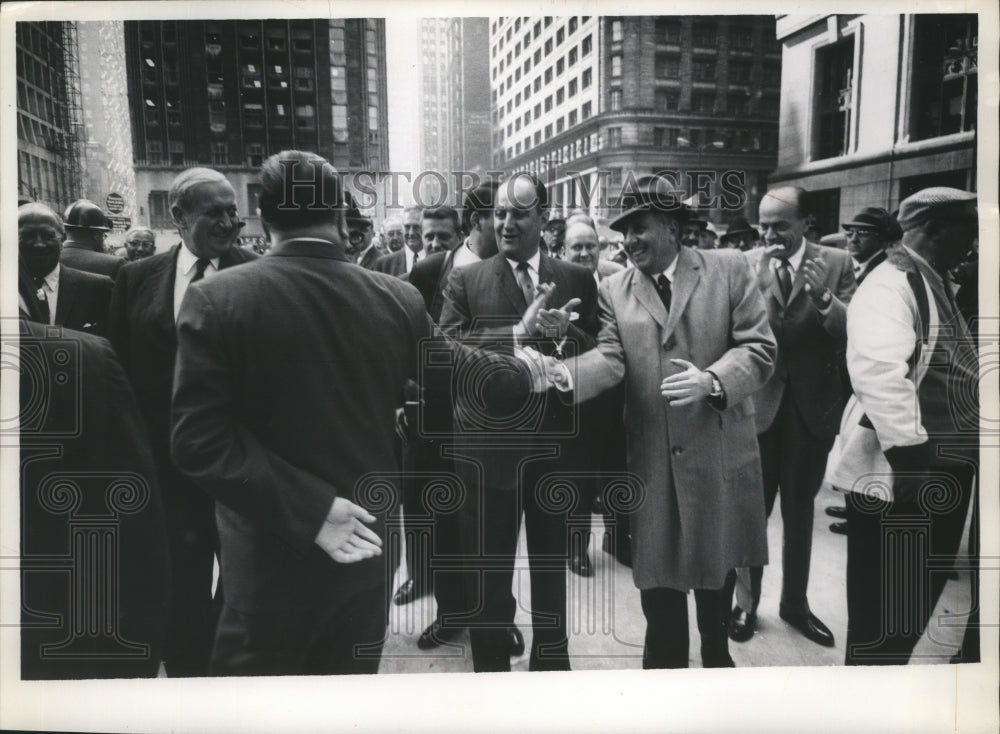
[170,205,186,232]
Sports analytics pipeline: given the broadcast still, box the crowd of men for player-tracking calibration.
[17,148,980,678]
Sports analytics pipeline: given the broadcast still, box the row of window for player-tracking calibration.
[498,101,595,160]
[492,16,590,54]
[496,68,593,127]
[494,34,593,96]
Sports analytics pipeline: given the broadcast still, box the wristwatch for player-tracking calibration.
[708,372,724,399]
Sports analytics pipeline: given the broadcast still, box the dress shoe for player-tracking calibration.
[829,521,848,535]
[506,626,525,657]
[392,579,429,606]
[570,551,593,577]
[728,606,757,643]
[417,618,463,650]
[825,505,847,519]
[779,610,835,647]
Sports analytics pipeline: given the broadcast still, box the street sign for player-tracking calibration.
[106,192,125,214]
[108,215,131,232]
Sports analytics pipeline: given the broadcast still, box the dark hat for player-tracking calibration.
[545,214,566,229]
[720,217,759,243]
[63,199,112,231]
[842,206,893,233]
[897,187,977,232]
[344,191,371,228]
[609,175,688,233]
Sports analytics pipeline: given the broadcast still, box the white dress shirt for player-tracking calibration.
[19,264,60,324]
[404,246,424,274]
[505,250,541,291]
[769,238,805,276]
[451,238,482,270]
[174,245,220,320]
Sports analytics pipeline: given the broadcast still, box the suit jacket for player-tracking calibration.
[60,242,125,280]
[169,239,527,613]
[566,247,776,590]
[372,248,409,277]
[439,251,599,493]
[597,259,624,280]
[54,265,114,336]
[409,249,458,323]
[748,241,856,438]
[107,244,258,514]
[19,319,169,678]
[357,243,388,270]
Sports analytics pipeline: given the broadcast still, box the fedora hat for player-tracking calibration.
[720,217,759,244]
[609,175,688,233]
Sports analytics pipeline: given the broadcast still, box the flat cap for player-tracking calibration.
[897,187,976,231]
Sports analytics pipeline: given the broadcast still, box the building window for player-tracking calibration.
[246,143,265,168]
[608,127,622,147]
[654,90,678,112]
[693,23,717,48]
[148,190,170,227]
[332,104,348,142]
[656,19,681,44]
[569,17,578,34]
[730,62,752,84]
[211,141,227,165]
[731,26,754,50]
[611,55,622,77]
[545,123,553,138]
[556,58,565,75]
[692,93,714,113]
[610,19,622,43]
[610,89,622,111]
[146,140,163,161]
[168,141,184,166]
[728,95,750,115]
[569,78,578,97]
[762,62,781,86]
[545,38,553,55]
[569,47,578,66]
[581,101,592,119]
[294,67,314,91]
[654,127,679,147]
[656,55,680,79]
[243,103,264,126]
[813,37,855,160]
[693,60,716,82]
[545,67,553,83]
[545,96,553,112]
[556,87,565,104]
[568,109,578,126]
[582,68,592,88]
[534,102,542,118]
[582,35,592,56]
[910,14,977,140]
[556,117,564,133]
[533,77,541,93]
[557,27,565,45]
[272,103,288,124]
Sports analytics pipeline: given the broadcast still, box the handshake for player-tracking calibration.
[515,345,573,393]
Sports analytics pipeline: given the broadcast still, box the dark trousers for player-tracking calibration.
[162,481,222,678]
[403,437,469,627]
[747,394,834,618]
[210,585,387,676]
[640,586,732,668]
[844,461,975,665]
[462,480,570,672]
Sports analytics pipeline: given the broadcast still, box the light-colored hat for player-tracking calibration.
[897,187,976,231]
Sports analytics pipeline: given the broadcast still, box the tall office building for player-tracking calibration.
[77,21,137,220]
[16,21,85,211]
[769,14,977,234]
[419,18,492,205]
[490,16,781,225]
[124,19,390,244]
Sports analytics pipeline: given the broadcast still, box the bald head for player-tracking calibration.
[19,203,65,278]
[564,221,601,273]
[759,186,809,259]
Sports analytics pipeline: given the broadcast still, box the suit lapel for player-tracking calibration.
[54,268,77,325]
[663,247,701,344]
[494,254,526,315]
[154,245,181,329]
[631,270,669,334]
[787,241,815,306]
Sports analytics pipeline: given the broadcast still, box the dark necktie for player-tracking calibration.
[776,258,792,302]
[515,261,534,308]
[190,258,211,284]
[33,277,51,324]
[655,274,672,313]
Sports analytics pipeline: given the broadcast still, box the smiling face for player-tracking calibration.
[19,205,64,278]
[124,230,156,260]
[759,190,807,259]
[843,226,882,262]
[382,218,404,252]
[422,215,460,254]
[622,210,680,276]
[173,180,241,259]
[494,176,545,262]
[564,222,600,273]
[402,209,423,254]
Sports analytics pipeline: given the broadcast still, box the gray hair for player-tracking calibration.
[168,167,231,214]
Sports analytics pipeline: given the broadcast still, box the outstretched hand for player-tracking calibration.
[315,496,383,564]
[519,281,557,336]
[659,358,713,406]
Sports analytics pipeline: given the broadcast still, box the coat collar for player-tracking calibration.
[268,238,351,261]
[630,246,702,345]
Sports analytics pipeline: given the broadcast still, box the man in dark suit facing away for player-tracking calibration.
[170,150,536,676]
[439,172,599,672]
[108,167,257,677]
[19,203,114,336]
[59,199,125,279]
[18,315,170,680]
